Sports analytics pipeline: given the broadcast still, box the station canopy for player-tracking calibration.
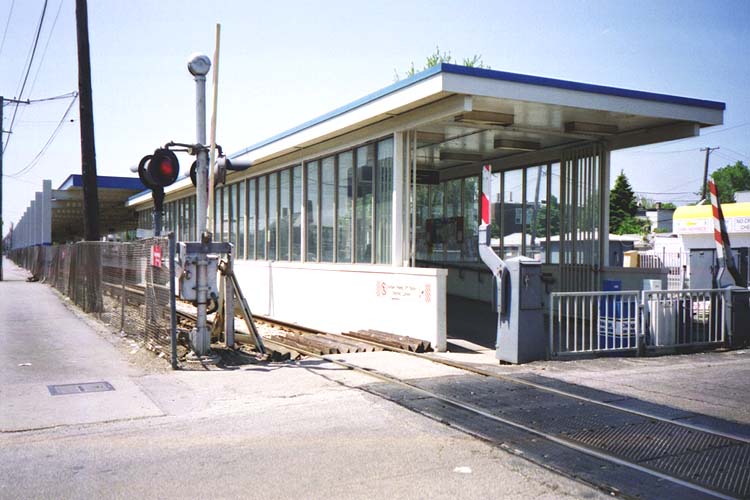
[231,63,724,171]
[52,175,145,241]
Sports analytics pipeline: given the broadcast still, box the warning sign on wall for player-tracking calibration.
[375,280,432,303]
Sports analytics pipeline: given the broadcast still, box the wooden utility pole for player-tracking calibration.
[701,146,719,201]
[75,0,99,241]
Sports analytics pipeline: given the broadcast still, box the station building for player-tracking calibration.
[122,65,722,349]
[8,174,144,248]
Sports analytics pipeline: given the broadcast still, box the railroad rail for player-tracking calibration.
[174,306,749,498]
[224,316,748,500]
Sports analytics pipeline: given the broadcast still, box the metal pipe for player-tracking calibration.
[188,53,212,358]
[169,232,178,369]
[224,252,234,347]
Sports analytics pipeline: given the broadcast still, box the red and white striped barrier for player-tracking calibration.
[708,179,725,262]
[481,164,492,226]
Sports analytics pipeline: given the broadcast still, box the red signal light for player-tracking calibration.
[139,148,180,188]
[159,159,174,176]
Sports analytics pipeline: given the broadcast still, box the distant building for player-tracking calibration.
[671,202,750,288]
[645,202,676,233]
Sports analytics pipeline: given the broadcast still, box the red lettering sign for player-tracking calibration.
[151,245,162,268]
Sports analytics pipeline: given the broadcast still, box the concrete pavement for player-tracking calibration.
[0,257,606,499]
[0,258,163,432]
[2,255,748,499]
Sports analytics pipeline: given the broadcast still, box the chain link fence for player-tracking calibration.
[9,237,175,363]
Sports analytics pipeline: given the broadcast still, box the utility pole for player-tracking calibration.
[75,0,99,241]
[701,146,719,201]
[0,96,29,281]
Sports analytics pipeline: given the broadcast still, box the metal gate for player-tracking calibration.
[559,143,605,292]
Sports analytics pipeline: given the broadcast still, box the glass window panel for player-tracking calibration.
[222,185,231,244]
[462,176,479,262]
[321,157,335,262]
[238,182,246,259]
[292,166,302,261]
[248,179,256,260]
[375,139,393,264]
[444,178,462,262]
[268,173,278,260]
[502,169,523,259]
[214,188,221,241]
[306,161,319,262]
[279,169,290,261]
[355,144,374,263]
[415,184,430,261]
[525,165,545,262]
[181,199,188,240]
[176,199,181,239]
[257,177,266,260]
[230,184,238,248]
[548,162,561,264]
[428,183,444,260]
[336,151,353,263]
[190,196,195,239]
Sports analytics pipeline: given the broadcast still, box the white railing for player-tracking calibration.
[549,288,729,357]
[638,250,687,290]
[642,288,727,348]
[549,291,641,356]
[638,250,687,269]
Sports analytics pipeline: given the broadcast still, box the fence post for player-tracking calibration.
[635,290,646,356]
[120,244,126,333]
[169,233,178,369]
[548,295,554,359]
[723,288,731,347]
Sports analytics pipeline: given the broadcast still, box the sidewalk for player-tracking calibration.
[0,258,164,432]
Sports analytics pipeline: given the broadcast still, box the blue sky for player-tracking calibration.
[1,0,749,228]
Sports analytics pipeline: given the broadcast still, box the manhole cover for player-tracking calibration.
[47,381,115,396]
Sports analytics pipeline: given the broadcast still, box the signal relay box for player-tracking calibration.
[177,241,231,301]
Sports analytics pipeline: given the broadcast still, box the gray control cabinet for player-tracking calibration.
[496,257,545,364]
[177,241,231,301]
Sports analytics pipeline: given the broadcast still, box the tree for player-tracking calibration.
[609,171,638,233]
[699,161,750,203]
[394,46,490,81]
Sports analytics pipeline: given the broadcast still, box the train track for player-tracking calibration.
[177,310,749,498]
[242,315,749,499]
[101,278,748,498]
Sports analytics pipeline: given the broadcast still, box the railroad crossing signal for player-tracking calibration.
[138,148,180,189]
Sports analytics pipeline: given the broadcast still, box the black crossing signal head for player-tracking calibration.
[148,149,180,187]
[138,149,180,189]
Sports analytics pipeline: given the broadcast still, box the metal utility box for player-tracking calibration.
[177,241,231,301]
[496,257,545,364]
[731,289,750,348]
[689,249,715,289]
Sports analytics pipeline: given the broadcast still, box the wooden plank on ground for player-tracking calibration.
[344,330,431,352]
[285,332,342,354]
[317,333,379,352]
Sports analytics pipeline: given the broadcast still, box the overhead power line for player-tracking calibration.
[636,190,695,195]
[6,92,78,178]
[28,0,64,98]
[26,91,77,103]
[3,0,48,154]
[0,0,15,60]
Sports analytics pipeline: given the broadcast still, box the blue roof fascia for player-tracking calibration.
[439,63,726,111]
[230,63,725,162]
[58,174,77,190]
[59,174,146,191]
